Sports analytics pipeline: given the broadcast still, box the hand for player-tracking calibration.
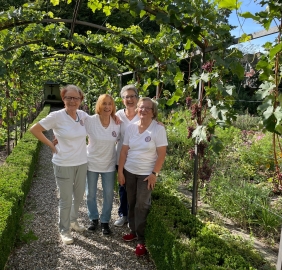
[144,174,157,190]
[113,115,121,125]
[52,136,58,146]
[118,172,126,186]
[49,144,58,154]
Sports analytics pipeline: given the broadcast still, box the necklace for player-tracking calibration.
[65,110,80,122]
[99,116,110,128]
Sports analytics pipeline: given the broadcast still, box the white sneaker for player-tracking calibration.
[60,231,74,245]
[70,221,86,232]
[114,216,128,227]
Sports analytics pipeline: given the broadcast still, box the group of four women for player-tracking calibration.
[30,84,167,257]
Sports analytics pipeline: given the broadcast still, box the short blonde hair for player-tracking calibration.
[95,94,116,118]
[60,84,84,100]
[136,97,158,119]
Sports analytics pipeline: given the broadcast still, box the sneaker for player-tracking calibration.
[123,233,137,242]
[114,216,128,227]
[70,221,85,232]
[101,223,112,235]
[88,219,99,231]
[135,244,147,256]
[60,231,74,245]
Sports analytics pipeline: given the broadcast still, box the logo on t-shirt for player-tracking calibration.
[145,136,151,142]
[112,131,117,137]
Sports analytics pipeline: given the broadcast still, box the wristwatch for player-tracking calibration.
[152,171,159,177]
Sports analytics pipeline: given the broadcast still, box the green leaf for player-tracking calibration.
[263,105,274,120]
[210,136,224,154]
[200,72,209,82]
[50,0,59,6]
[240,11,259,20]
[274,106,282,123]
[217,0,241,9]
[192,125,207,144]
[263,114,276,133]
[239,33,251,43]
[12,100,17,110]
[255,82,276,100]
[184,39,191,50]
[269,43,282,60]
[140,10,146,18]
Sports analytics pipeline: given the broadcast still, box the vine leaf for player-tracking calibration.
[255,82,276,100]
[192,125,207,144]
[269,43,282,60]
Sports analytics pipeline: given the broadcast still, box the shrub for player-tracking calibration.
[146,184,273,269]
[0,105,50,270]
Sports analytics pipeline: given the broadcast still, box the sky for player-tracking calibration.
[228,0,277,53]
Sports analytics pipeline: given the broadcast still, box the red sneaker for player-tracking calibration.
[135,244,147,256]
[123,233,137,242]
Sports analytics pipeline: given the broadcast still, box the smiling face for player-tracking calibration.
[137,100,154,120]
[95,94,116,117]
[122,89,138,109]
[100,96,113,116]
[63,89,82,112]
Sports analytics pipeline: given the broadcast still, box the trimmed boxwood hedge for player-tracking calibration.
[146,184,274,270]
[0,105,50,270]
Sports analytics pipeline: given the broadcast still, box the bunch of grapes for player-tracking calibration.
[202,61,214,72]
[198,142,207,157]
[187,126,195,138]
[188,148,195,160]
[186,96,192,109]
[191,103,201,120]
[199,160,212,182]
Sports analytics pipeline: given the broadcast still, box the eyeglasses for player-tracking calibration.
[122,95,137,100]
[138,106,153,111]
[64,96,81,101]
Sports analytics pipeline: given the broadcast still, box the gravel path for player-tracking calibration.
[6,130,156,270]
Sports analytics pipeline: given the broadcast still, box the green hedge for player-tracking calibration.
[0,105,50,270]
[146,184,274,269]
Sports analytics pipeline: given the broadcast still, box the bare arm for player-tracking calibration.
[118,145,129,186]
[144,146,167,190]
[30,123,57,154]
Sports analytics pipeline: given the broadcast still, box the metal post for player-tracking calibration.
[191,49,205,215]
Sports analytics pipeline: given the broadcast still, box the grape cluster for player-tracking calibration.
[187,126,195,138]
[191,103,201,120]
[188,148,195,160]
[199,160,212,182]
[198,142,206,157]
[186,96,192,109]
[202,61,214,72]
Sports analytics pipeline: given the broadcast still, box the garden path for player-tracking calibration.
[5,130,156,269]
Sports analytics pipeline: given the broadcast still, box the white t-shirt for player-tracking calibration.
[86,114,120,172]
[123,120,168,175]
[115,109,140,165]
[39,109,88,166]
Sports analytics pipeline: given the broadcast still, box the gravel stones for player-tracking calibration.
[6,130,156,270]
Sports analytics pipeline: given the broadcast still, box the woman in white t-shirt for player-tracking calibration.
[30,85,88,245]
[85,94,120,235]
[114,84,139,227]
[118,97,168,256]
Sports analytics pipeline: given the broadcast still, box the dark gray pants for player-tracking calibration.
[124,169,151,244]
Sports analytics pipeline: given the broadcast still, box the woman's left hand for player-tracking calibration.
[144,174,157,190]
